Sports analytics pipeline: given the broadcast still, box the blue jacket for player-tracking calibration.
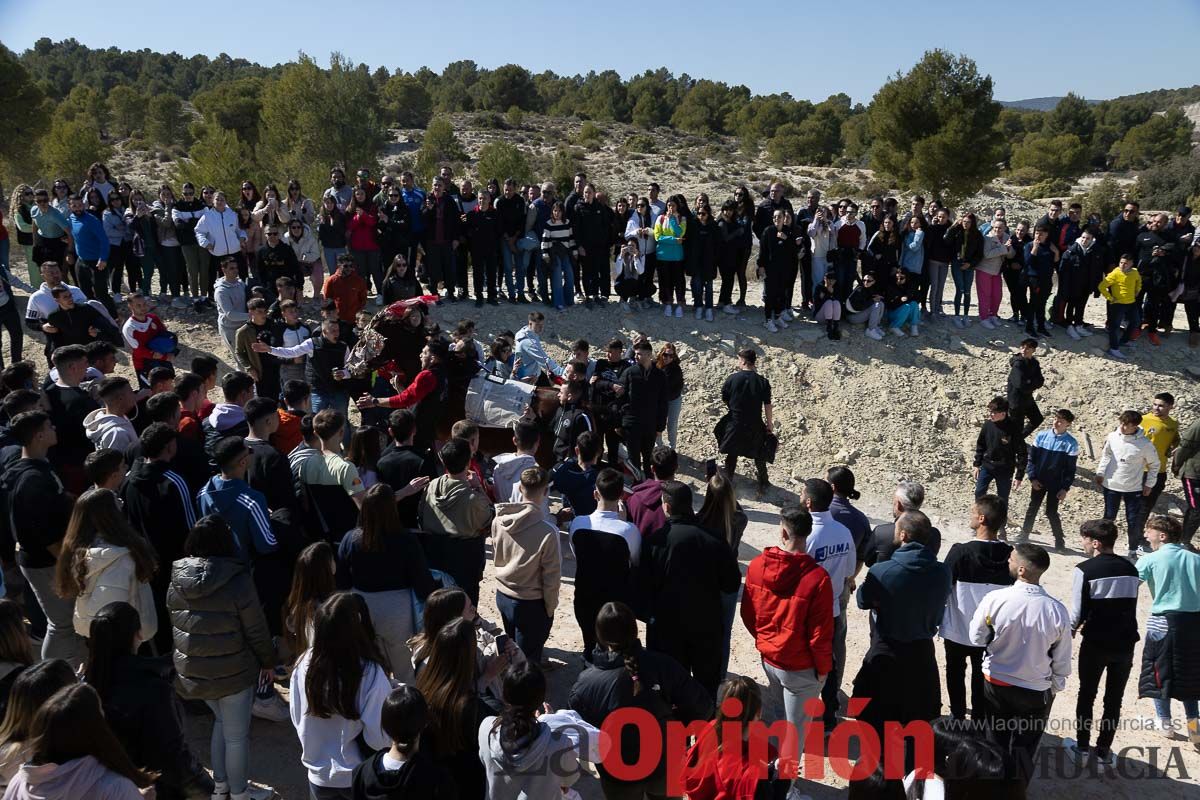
[1026,428,1079,490]
[1022,241,1055,286]
[402,187,426,235]
[197,475,277,560]
[69,211,110,261]
[857,541,950,643]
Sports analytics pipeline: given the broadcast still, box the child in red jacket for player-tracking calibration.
[121,292,177,384]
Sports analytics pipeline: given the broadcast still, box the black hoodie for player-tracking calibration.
[1005,355,1043,406]
[0,458,71,568]
[351,750,456,800]
[120,458,196,571]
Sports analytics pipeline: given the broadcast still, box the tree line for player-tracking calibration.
[1,39,1196,207]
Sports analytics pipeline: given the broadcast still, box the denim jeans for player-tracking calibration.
[311,389,350,445]
[657,397,682,450]
[1153,696,1200,721]
[719,589,738,679]
[949,259,972,316]
[1106,302,1137,351]
[496,590,553,664]
[549,253,574,309]
[762,659,825,765]
[322,246,346,276]
[1103,488,1143,551]
[206,685,255,794]
[21,564,84,668]
[888,302,919,329]
[927,259,949,317]
[975,465,1014,504]
[690,275,713,309]
[501,242,526,297]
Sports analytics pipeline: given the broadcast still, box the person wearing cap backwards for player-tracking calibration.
[825,466,871,729]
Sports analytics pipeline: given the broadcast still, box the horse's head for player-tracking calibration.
[347,297,436,377]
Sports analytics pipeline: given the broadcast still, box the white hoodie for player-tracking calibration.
[493,452,537,503]
[72,543,157,640]
[1097,428,1160,493]
[83,408,138,453]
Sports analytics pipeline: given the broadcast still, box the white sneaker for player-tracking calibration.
[1066,325,1081,340]
[621,301,631,312]
[866,327,884,340]
[765,319,779,333]
[775,315,789,328]
[1108,348,1127,360]
[910,324,919,336]
[251,693,289,722]
[705,308,714,322]
[695,307,703,320]
[980,317,995,330]
[663,304,673,317]
[112,292,123,305]
[673,304,683,318]
[890,327,906,337]
[722,304,738,315]
[374,295,383,306]
[781,309,795,322]
[1077,325,1094,337]
[951,316,963,328]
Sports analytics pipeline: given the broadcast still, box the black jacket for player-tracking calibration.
[247,438,297,514]
[0,457,71,569]
[618,363,668,435]
[47,303,122,349]
[45,383,99,474]
[99,655,214,800]
[352,750,456,800]
[420,195,461,245]
[254,242,301,294]
[377,201,413,252]
[974,417,1027,471]
[569,644,713,782]
[661,359,684,402]
[1073,553,1139,650]
[377,443,437,527]
[752,199,793,241]
[120,459,196,576]
[1006,355,1044,406]
[643,515,741,637]
[464,208,501,259]
[202,416,250,474]
[552,403,593,463]
[687,216,719,280]
[1139,611,1200,702]
[166,556,275,700]
[572,200,609,250]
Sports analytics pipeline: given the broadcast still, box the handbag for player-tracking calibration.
[759,432,779,464]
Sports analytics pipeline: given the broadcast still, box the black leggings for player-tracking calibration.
[718,250,749,305]
[0,301,23,368]
[657,259,686,305]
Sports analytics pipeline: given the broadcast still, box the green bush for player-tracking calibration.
[575,121,603,145]
[506,105,525,128]
[1023,178,1073,201]
[1070,177,1130,224]
[622,133,657,154]
[472,111,508,130]
[1135,154,1200,210]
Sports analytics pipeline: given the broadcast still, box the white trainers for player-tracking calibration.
[663,304,673,317]
[980,317,995,330]
[705,308,714,322]
[112,292,123,305]
[866,327,884,340]
[694,307,703,320]
[374,295,383,306]
[1067,325,1081,340]
[776,315,789,328]
[910,324,919,336]
[781,309,795,322]
[673,304,683,318]
[722,304,738,315]
[890,327,906,337]
[251,693,289,722]
[765,319,779,333]
[1077,325,1094,337]
[1108,348,1126,360]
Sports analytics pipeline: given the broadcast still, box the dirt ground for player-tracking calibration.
[5,249,1198,798]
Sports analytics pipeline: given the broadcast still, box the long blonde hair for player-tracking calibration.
[8,184,32,222]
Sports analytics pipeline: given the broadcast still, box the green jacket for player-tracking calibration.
[1172,418,1200,479]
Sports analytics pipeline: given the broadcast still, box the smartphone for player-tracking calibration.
[494,633,511,653]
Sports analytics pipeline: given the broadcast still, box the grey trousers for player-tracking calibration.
[763,658,826,765]
[21,563,84,668]
[353,588,415,684]
[847,302,884,329]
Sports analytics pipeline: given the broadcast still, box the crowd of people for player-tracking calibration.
[0,163,1196,800]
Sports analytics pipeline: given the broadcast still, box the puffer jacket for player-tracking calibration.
[740,546,834,673]
[72,543,157,640]
[1138,611,1200,702]
[284,223,321,263]
[1097,428,1160,492]
[166,556,275,700]
[1171,417,1200,479]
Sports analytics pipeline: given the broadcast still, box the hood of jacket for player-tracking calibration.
[755,547,823,596]
[493,502,550,541]
[484,720,557,772]
[0,457,54,494]
[169,556,246,604]
[493,453,536,489]
[82,408,135,445]
[81,543,131,582]
[890,541,938,572]
[428,474,477,512]
[124,456,166,487]
[10,755,124,799]
[206,402,245,432]
[354,752,441,800]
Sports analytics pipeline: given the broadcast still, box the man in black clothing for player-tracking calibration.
[245,397,298,515]
[44,287,121,350]
[420,177,462,301]
[717,348,773,497]
[618,339,667,477]
[376,188,412,276]
[589,339,628,469]
[120,422,197,653]
[1006,338,1045,438]
[496,179,528,303]
[376,409,436,528]
[551,381,593,463]
[573,184,611,305]
[201,371,254,470]
[1,411,83,666]
[864,481,944,566]
[1036,199,1065,246]
[644,481,742,697]
[1136,213,1179,340]
[1070,519,1140,766]
[974,397,1027,520]
[751,182,794,241]
[254,226,301,300]
[1107,201,1140,262]
[44,345,99,495]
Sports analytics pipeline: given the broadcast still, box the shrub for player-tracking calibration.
[1135,154,1200,210]
[622,133,657,154]
[472,111,508,130]
[575,121,603,145]
[506,105,526,128]
[1070,177,1130,224]
[1022,178,1073,201]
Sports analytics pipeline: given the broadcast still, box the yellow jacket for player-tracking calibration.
[1099,267,1141,304]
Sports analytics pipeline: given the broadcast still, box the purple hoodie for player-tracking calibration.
[5,755,142,800]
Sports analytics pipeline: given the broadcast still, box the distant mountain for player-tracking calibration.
[999,97,1096,111]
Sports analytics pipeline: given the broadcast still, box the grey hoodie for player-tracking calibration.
[214,277,249,335]
[418,475,494,539]
[83,408,138,452]
[477,720,580,800]
[492,453,537,504]
[5,755,143,800]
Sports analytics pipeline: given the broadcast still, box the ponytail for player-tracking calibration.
[493,662,546,756]
[594,601,642,697]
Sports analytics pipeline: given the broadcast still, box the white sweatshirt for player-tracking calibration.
[1096,429,1160,493]
[969,582,1072,692]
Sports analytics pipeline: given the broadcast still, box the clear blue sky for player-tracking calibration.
[3,0,1198,104]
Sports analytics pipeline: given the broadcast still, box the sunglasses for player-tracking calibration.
[388,193,400,198]
[266,232,280,237]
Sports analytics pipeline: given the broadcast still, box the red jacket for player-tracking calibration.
[270,408,303,454]
[345,209,379,251]
[626,478,666,539]
[740,546,834,674]
[122,312,167,374]
[683,722,778,800]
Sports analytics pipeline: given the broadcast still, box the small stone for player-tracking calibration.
[1188,366,1200,380]
[943,390,959,400]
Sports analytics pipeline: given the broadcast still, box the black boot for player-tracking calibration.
[831,321,842,341]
